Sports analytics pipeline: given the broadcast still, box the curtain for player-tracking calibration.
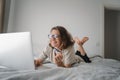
[0,0,5,33]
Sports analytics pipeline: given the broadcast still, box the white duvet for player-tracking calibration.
[0,57,120,80]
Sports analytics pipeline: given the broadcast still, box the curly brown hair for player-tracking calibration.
[50,26,74,49]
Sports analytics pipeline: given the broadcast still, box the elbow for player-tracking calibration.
[64,64,72,68]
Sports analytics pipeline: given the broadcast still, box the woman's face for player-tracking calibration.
[49,29,62,48]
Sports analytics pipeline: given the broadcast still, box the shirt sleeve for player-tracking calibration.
[63,46,76,65]
[38,44,51,61]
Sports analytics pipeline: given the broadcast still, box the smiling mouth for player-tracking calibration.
[51,41,58,47]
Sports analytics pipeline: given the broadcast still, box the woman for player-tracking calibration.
[34,26,91,68]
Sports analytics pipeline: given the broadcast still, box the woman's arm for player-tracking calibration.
[64,64,72,68]
[54,53,72,68]
[56,61,72,68]
[34,45,51,67]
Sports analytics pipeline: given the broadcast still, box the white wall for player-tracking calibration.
[7,0,120,57]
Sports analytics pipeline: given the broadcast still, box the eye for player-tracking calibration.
[48,34,60,39]
[54,35,60,38]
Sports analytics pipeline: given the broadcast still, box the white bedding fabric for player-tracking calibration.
[0,57,120,80]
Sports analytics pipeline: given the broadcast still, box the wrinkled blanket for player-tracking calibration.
[0,57,120,80]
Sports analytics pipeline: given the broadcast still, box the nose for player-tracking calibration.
[50,37,56,41]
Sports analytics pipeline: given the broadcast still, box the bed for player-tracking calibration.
[0,56,120,80]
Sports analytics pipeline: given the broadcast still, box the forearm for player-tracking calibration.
[56,62,72,68]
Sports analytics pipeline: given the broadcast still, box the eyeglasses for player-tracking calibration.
[48,34,60,39]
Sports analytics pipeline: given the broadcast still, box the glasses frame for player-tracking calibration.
[48,34,60,39]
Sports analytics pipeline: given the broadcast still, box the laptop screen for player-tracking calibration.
[0,32,35,70]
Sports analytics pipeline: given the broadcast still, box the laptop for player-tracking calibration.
[0,32,35,70]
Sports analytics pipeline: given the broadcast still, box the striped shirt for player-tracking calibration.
[39,44,81,65]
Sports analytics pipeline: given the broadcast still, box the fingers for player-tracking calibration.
[54,53,63,62]
[34,60,38,67]
[34,59,41,67]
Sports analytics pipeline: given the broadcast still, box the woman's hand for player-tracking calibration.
[54,53,65,67]
[54,52,72,68]
[34,59,43,67]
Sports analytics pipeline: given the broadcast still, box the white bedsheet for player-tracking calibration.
[0,57,120,80]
